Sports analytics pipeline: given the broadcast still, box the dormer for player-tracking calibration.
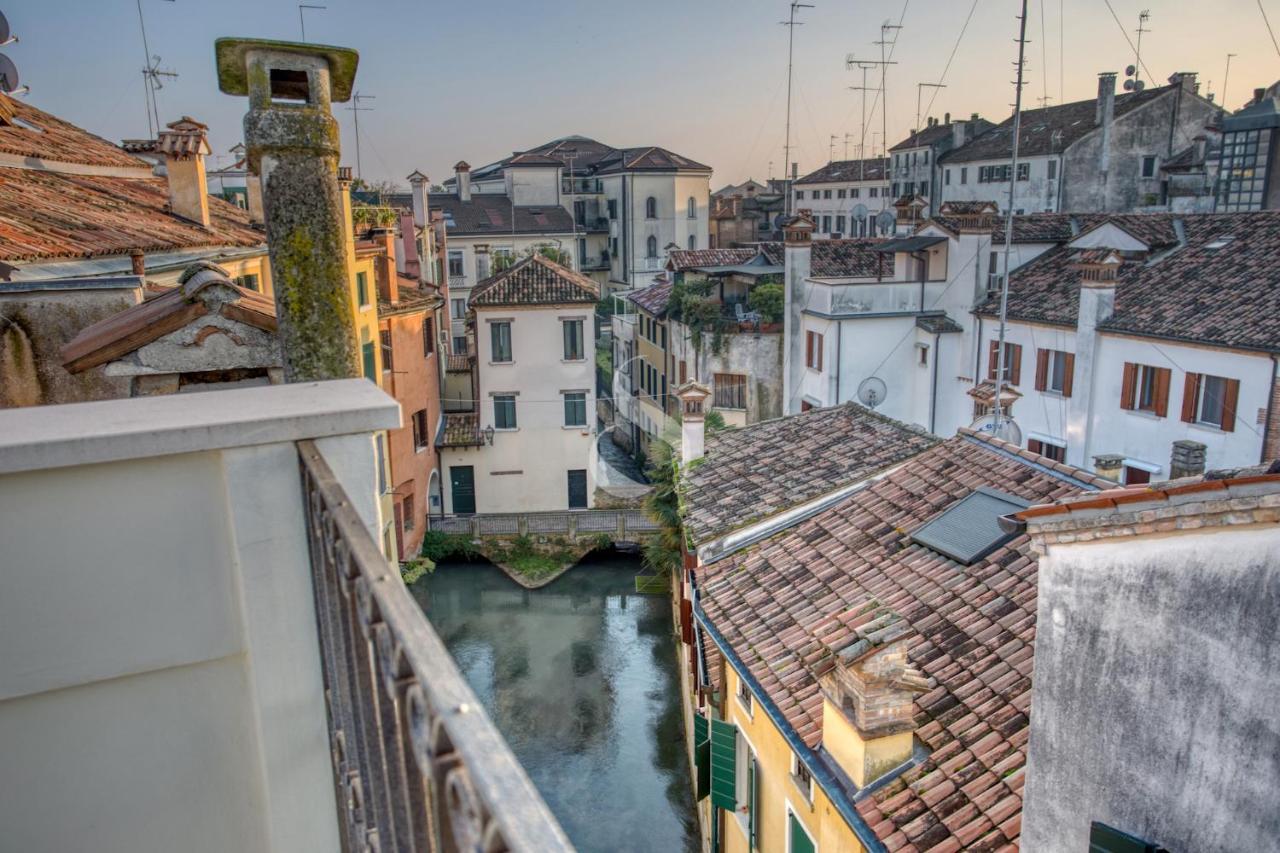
[783,215,815,246]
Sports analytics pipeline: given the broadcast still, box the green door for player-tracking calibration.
[450,466,476,514]
[789,813,816,853]
[361,341,376,381]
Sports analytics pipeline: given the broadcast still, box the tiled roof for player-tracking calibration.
[469,254,598,307]
[681,403,939,545]
[626,278,675,316]
[755,239,891,278]
[0,168,265,263]
[916,313,964,334]
[975,212,1280,353]
[795,157,889,185]
[445,353,473,373]
[61,261,276,373]
[428,193,575,236]
[463,137,712,181]
[436,413,484,447]
[890,122,958,151]
[595,146,712,174]
[940,84,1175,163]
[698,431,1109,850]
[0,97,151,170]
[506,152,564,166]
[377,285,439,317]
[929,212,1098,244]
[666,248,760,271]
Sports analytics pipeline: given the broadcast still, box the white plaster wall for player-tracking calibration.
[793,178,893,237]
[938,155,1060,213]
[505,166,561,206]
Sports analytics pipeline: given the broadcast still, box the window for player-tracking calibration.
[920,180,929,196]
[234,273,259,291]
[688,234,696,250]
[837,188,846,198]
[422,317,434,356]
[361,340,376,382]
[1123,465,1152,485]
[917,343,929,366]
[412,409,429,450]
[869,186,879,198]
[447,251,464,278]
[736,676,754,716]
[961,166,968,184]
[851,187,860,198]
[1141,155,1158,178]
[645,196,657,218]
[946,168,952,185]
[562,319,584,360]
[493,394,517,429]
[821,215,831,233]
[1219,127,1273,211]
[1047,159,1058,180]
[924,149,930,164]
[1182,372,1239,431]
[402,494,415,531]
[796,190,805,201]
[987,340,1023,384]
[356,271,370,307]
[805,330,824,371]
[823,189,832,199]
[835,214,846,234]
[563,392,587,427]
[646,235,658,258]
[607,198,617,219]
[451,297,466,320]
[1034,348,1074,396]
[1028,437,1067,462]
[788,812,816,853]
[453,335,467,353]
[892,182,899,197]
[475,252,491,280]
[490,321,512,363]
[1120,362,1171,416]
[734,728,760,846]
[687,196,697,218]
[791,754,814,801]
[1016,162,1030,181]
[714,373,747,409]
[380,329,393,371]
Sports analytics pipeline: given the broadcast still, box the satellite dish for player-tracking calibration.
[857,376,888,409]
[876,209,896,232]
[1125,64,1137,77]
[852,203,868,220]
[1134,80,1146,92]
[969,414,1023,445]
[0,54,18,94]
[1123,78,1135,91]
[773,213,788,230]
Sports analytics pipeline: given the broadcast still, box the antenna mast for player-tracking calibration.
[993,0,1029,436]
[915,82,946,133]
[1133,10,1150,87]
[846,57,892,180]
[134,0,175,138]
[346,91,375,181]
[876,21,902,182]
[298,4,326,41]
[1223,52,1237,108]
[781,2,814,218]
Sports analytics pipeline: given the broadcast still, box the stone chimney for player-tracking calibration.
[818,608,931,787]
[953,121,967,149]
[677,382,712,465]
[129,249,145,277]
[374,224,398,304]
[782,215,814,414]
[1168,71,1199,94]
[1170,440,1207,478]
[454,161,471,202]
[1092,453,1125,483]
[216,38,362,382]
[1097,72,1117,179]
[245,170,265,226]
[1065,250,1120,468]
[157,116,212,228]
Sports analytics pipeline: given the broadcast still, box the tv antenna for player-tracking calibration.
[346,91,375,180]
[299,4,326,42]
[843,132,854,160]
[1222,52,1237,108]
[915,82,946,134]
[135,0,176,138]
[828,134,838,163]
[874,21,903,182]
[857,376,888,409]
[780,2,814,218]
[846,53,894,180]
[1132,10,1150,87]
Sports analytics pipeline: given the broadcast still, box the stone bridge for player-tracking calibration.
[428,508,659,545]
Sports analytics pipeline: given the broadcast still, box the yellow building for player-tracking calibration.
[625,280,678,457]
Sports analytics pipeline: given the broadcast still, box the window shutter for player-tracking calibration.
[1035,349,1049,391]
[1221,378,1240,432]
[709,718,737,811]
[805,332,813,368]
[1153,367,1172,417]
[816,335,823,371]
[1062,353,1075,398]
[1181,372,1200,422]
[1009,344,1022,385]
[1120,363,1137,410]
[693,714,711,801]
[748,755,760,848]
[680,599,693,645]
[988,340,1000,381]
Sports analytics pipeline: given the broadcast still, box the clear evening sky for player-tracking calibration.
[10,0,1280,188]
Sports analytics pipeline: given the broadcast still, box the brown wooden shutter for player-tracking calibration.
[680,599,693,645]
[1153,367,1172,417]
[988,340,1000,380]
[805,332,813,368]
[1009,344,1023,386]
[1181,372,1200,422]
[1121,362,1138,410]
[817,334,824,371]
[679,360,687,384]
[1221,378,1240,432]
[1062,353,1075,398]
[1035,349,1049,391]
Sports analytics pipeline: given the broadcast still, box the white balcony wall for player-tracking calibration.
[0,380,399,853]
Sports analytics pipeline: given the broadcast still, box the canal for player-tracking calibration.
[411,553,699,852]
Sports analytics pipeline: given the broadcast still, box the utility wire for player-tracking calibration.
[1260,0,1280,59]
[924,0,979,121]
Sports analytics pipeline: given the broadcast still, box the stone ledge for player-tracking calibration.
[0,378,400,474]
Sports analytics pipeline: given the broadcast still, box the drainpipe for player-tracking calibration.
[929,330,940,433]
[973,314,984,392]
[1263,353,1279,463]
[216,39,362,382]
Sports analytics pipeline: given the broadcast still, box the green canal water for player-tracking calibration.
[411,554,699,853]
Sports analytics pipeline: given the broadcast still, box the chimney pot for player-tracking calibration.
[944,111,951,125]
[1256,87,1267,104]
[157,116,212,228]
[130,249,145,277]
[1170,440,1208,478]
[1092,453,1125,482]
[454,160,472,201]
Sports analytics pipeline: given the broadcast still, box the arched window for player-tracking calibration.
[645,196,657,219]
[688,234,696,250]
[687,196,696,218]
[647,235,658,258]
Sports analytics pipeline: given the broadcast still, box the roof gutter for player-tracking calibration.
[961,432,1100,490]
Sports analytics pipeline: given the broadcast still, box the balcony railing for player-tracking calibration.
[298,439,571,853]
[562,178,603,195]
[579,252,611,271]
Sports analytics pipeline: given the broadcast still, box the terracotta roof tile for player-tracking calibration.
[436,413,484,447]
[625,278,675,315]
[795,157,890,185]
[469,254,598,307]
[0,97,149,170]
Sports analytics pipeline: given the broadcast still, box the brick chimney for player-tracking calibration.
[1065,250,1120,467]
[1170,440,1207,478]
[1092,453,1125,483]
[783,215,814,414]
[677,382,712,465]
[818,608,931,787]
[374,223,398,304]
[454,161,471,202]
[157,117,211,228]
[216,38,362,382]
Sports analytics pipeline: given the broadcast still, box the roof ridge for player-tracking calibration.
[957,427,1108,489]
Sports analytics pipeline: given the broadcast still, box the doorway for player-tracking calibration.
[567,469,588,509]
[450,465,476,514]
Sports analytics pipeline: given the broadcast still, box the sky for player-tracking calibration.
[11,0,1280,189]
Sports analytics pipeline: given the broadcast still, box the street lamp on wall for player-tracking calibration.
[483,425,495,445]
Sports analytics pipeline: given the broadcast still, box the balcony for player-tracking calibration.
[0,381,570,852]
[561,178,603,195]
[579,251,611,271]
[809,280,923,316]
[636,257,665,272]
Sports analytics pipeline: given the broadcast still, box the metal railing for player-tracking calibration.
[428,508,659,539]
[298,439,571,853]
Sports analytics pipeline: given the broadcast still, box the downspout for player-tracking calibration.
[930,330,940,433]
[973,314,984,391]
[835,320,843,403]
[1263,353,1279,463]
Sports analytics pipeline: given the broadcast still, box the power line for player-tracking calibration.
[1260,0,1280,59]
[923,0,978,121]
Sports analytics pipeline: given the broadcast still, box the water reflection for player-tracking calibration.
[412,554,698,853]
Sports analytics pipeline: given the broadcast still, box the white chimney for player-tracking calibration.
[1065,250,1120,468]
[782,215,814,414]
[157,116,212,228]
[454,160,471,202]
[407,169,429,229]
[245,170,264,226]
[1096,72,1117,178]
[676,382,712,465]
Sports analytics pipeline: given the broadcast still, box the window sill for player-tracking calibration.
[562,424,589,431]
[562,358,587,364]
[493,427,519,433]
[488,361,514,366]
[415,445,429,454]
[790,773,814,806]
[1189,421,1227,434]
[1123,408,1165,421]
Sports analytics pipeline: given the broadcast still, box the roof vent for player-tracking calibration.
[911,486,1030,564]
[1204,235,1235,251]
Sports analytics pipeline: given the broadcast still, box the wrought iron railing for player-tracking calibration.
[298,439,572,852]
[428,508,658,538]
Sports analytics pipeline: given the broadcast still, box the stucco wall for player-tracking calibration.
[1024,526,1280,852]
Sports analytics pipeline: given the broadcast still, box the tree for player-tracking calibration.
[748,281,784,325]
[641,440,684,575]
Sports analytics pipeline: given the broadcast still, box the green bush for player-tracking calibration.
[420,530,480,562]
[748,282,784,325]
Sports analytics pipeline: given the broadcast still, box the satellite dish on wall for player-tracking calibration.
[0,54,18,94]
[0,11,13,47]
[852,203,868,220]
[1134,80,1145,92]
[969,414,1023,445]
[876,210,896,233]
[857,376,889,409]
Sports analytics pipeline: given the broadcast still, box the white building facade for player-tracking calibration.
[791,157,894,238]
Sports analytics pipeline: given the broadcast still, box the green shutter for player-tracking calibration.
[709,718,737,812]
[693,714,711,801]
[362,342,376,381]
[788,814,816,853]
[748,756,759,848]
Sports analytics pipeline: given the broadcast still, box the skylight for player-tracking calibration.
[1204,236,1236,250]
[911,487,1031,565]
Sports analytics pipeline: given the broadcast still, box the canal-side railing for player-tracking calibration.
[428,509,660,539]
[298,439,573,853]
